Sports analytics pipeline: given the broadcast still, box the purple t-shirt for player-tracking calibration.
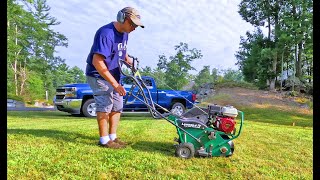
[85,22,128,82]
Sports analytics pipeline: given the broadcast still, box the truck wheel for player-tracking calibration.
[82,99,97,117]
[171,102,185,116]
[175,142,195,159]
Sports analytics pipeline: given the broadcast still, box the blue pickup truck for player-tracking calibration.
[54,76,196,117]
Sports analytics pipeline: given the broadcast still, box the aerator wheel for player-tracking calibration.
[221,135,235,157]
[175,143,195,159]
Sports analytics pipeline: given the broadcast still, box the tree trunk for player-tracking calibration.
[269,56,277,91]
[293,44,298,91]
[308,58,312,83]
[296,42,303,79]
[269,79,276,91]
[19,59,27,96]
[280,50,284,92]
[269,0,279,91]
[14,25,19,96]
[268,16,271,40]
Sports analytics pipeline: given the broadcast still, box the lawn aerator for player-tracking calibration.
[119,56,244,159]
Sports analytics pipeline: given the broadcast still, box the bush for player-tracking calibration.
[7,94,24,102]
[294,97,309,104]
[286,91,299,97]
[26,101,33,105]
[305,83,313,95]
[294,96,313,109]
[25,71,45,100]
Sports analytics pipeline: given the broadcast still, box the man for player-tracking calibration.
[85,7,144,149]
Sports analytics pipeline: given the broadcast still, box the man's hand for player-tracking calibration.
[125,54,133,67]
[114,84,126,96]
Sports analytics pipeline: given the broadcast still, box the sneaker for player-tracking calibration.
[113,138,127,146]
[98,140,125,149]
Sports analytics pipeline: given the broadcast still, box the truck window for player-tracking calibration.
[122,77,134,88]
[121,77,153,89]
[143,79,153,89]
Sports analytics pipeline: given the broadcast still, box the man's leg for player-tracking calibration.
[108,111,121,135]
[109,92,123,138]
[108,112,127,145]
[97,112,110,143]
[108,93,127,145]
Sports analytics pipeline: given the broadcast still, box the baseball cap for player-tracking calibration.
[121,7,145,28]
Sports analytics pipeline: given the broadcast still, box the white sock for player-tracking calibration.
[109,134,117,141]
[100,136,110,144]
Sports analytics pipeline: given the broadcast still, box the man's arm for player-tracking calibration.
[92,53,126,96]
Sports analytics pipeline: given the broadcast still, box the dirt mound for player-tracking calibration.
[203,87,312,115]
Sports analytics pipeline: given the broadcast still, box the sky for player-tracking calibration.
[46,0,256,75]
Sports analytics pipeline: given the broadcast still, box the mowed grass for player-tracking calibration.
[7,108,312,179]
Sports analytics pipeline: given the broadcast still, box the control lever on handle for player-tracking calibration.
[128,54,139,72]
[118,59,137,76]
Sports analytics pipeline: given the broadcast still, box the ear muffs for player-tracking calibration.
[117,10,126,24]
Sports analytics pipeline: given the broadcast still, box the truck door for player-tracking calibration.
[121,76,157,110]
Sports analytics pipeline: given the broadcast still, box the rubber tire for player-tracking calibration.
[171,102,186,116]
[81,99,97,117]
[175,142,195,159]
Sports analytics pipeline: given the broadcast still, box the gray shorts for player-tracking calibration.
[86,76,123,113]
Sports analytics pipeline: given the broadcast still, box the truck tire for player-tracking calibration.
[171,102,185,116]
[82,99,97,117]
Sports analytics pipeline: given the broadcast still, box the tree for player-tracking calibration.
[222,69,244,82]
[238,0,281,90]
[24,71,45,100]
[236,0,313,91]
[235,28,270,88]
[24,0,68,93]
[140,66,153,77]
[211,68,220,83]
[151,68,167,89]
[194,65,211,88]
[7,0,37,95]
[68,66,86,83]
[280,0,313,81]
[7,0,82,101]
[157,42,203,90]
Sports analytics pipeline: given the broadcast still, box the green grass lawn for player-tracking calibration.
[7,108,312,179]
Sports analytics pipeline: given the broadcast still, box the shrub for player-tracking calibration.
[294,97,313,109]
[7,94,24,102]
[294,97,309,104]
[286,91,299,97]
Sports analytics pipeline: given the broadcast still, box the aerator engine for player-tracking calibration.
[208,105,238,134]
